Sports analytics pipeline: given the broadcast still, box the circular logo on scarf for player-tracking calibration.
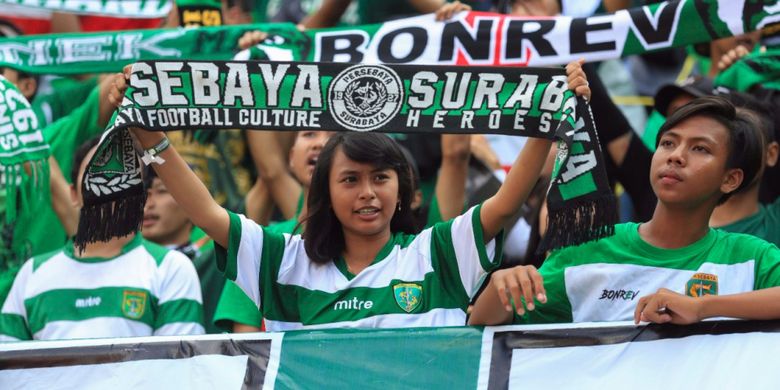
[328,65,403,132]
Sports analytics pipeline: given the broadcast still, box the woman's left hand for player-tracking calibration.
[566,59,590,101]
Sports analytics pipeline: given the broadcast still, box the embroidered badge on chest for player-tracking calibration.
[686,273,718,297]
[393,283,423,313]
[122,290,148,319]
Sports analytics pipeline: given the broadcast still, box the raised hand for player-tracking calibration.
[566,59,590,101]
[238,31,268,50]
[435,0,471,21]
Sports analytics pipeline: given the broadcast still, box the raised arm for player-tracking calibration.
[246,131,302,220]
[480,60,590,243]
[435,134,470,220]
[49,157,78,237]
[469,60,591,326]
[110,70,230,247]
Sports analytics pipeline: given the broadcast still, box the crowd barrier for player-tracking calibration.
[2,320,780,389]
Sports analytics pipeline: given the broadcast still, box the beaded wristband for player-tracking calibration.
[141,137,170,166]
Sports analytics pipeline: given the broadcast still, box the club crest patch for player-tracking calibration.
[686,273,718,297]
[122,290,148,319]
[393,283,423,313]
[328,64,403,132]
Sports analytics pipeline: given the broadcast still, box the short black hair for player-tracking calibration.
[302,132,417,264]
[724,91,776,143]
[656,96,764,204]
[70,136,101,185]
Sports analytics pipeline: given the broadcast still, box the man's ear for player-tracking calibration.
[766,141,779,168]
[17,77,37,100]
[720,168,744,195]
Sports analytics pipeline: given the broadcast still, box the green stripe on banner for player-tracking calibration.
[24,287,157,334]
[0,312,32,340]
[277,327,484,389]
[155,298,203,329]
[0,1,778,74]
[1,0,172,18]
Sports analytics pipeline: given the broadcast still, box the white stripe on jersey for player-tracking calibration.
[25,247,201,305]
[34,318,153,340]
[565,261,756,322]
[276,230,435,293]
[155,323,206,337]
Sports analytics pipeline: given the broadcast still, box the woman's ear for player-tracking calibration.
[410,189,423,210]
[766,141,779,168]
[720,168,744,196]
[70,184,82,209]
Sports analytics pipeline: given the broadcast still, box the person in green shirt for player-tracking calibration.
[214,130,472,332]
[470,96,780,326]
[709,93,780,247]
[142,169,223,334]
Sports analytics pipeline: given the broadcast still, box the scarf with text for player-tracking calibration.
[1,0,778,74]
[0,76,49,262]
[74,60,616,253]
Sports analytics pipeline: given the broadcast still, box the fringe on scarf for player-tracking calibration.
[1,159,49,265]
[73,191,147,254]
[537,193,618,255]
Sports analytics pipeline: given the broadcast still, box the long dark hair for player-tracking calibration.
[301,133,417,264]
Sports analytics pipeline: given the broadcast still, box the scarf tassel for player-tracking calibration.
[73,192,147,254]
[537,193,618,255]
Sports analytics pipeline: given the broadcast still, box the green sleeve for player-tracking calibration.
[753,243,780,290]
[42,86,103,182]
[32,77,97,127]
[213,281,263,331]
[192,246,225,334]
[215,211,243,281]
[515,250,574,324]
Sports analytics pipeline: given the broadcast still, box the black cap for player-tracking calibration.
[654,76,714,116]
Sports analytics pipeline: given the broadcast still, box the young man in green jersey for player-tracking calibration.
[142,169,224,334]
[469,96,780,326]
[709,93,780,247]
[0,139,205,341]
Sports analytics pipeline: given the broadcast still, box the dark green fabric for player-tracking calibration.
[718,198,780,248]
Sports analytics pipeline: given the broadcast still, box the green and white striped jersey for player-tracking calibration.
[519,223,780,324]
[217,205,503,331]
[0,235,205,341]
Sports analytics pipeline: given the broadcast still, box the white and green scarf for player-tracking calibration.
[0,0,777,74]
[0,76,49,263]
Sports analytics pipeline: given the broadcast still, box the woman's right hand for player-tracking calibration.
[435,0,471,21]
[490,265,547,315]
[238,30,268,50]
